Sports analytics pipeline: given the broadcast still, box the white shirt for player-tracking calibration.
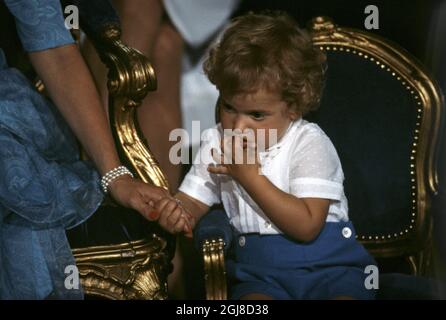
[179,119,349,235]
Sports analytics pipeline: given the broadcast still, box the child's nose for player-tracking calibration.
[233,115,248,131]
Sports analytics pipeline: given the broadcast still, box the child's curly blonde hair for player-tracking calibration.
[204,11,326,116]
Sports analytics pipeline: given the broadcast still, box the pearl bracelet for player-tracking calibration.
[100,165,134,194]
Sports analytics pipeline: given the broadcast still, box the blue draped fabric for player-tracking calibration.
[0,0,103,299]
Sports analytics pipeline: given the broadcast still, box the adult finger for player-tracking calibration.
[140,183,169,202]
[158,200,179,228]
[129,194,157,221]
[155,197,172,211]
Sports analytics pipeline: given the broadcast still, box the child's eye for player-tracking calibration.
[250,112,265,120]
[222,103,236,113]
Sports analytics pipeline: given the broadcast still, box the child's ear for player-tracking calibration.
[288,109,301,121]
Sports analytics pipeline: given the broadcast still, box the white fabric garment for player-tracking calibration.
[164,0,240,47]
[179,119,349,235]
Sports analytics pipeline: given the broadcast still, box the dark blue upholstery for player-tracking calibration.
[193,208,234,254]
[305,51,417,237]
[68,0,120,37]
[377,273,439,300]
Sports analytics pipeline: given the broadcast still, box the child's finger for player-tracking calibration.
[211,148,225,165]
[207,164,229,175]
[183,211,195,223]
[151,198,172,222]
[184,227,193,238]
[155,197,172,212]
[233,135,245,164]
[181,210,195,226]
[164,198,179,214]
[172,216,187,233]
[218,137,233,164]
[158,199,179,229]
[167,206,183,228]
[245,138,259,165]
[222,136,234,164]
[183,217,194,238]
[184,233,193,239]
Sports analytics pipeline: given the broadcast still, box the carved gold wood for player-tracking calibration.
[202,239,227,300]
[99,23,169,190]
[72,236,169,300]
[70,23,172,299]
[309,17,444,273]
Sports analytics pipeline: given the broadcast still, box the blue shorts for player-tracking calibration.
[226,221,377,300]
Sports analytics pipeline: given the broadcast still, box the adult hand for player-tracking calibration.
[107,175,169,220]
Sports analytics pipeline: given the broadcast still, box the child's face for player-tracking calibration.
[219,89,299,148]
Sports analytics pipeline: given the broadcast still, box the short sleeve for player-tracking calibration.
[178,127,221,206]
[5,0,75,52]
[289,131,344,201]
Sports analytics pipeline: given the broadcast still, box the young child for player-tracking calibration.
[152,11,377,300]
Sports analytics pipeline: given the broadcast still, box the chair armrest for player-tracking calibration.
[194,208,234,254]
[193,208,233,300]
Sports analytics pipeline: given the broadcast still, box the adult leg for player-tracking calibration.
[112,0,183,191]
[81,0,164,113]
[136,21,183,191]
[112,0,163,56]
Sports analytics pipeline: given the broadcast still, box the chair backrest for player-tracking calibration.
[306,17,444,274]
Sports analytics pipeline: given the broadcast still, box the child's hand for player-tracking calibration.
[150,197,195,238]
[208,134,260,183]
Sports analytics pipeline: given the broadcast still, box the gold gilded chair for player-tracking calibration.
[193,16,444,300]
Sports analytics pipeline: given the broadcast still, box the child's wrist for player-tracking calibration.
[237,168,264,191]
